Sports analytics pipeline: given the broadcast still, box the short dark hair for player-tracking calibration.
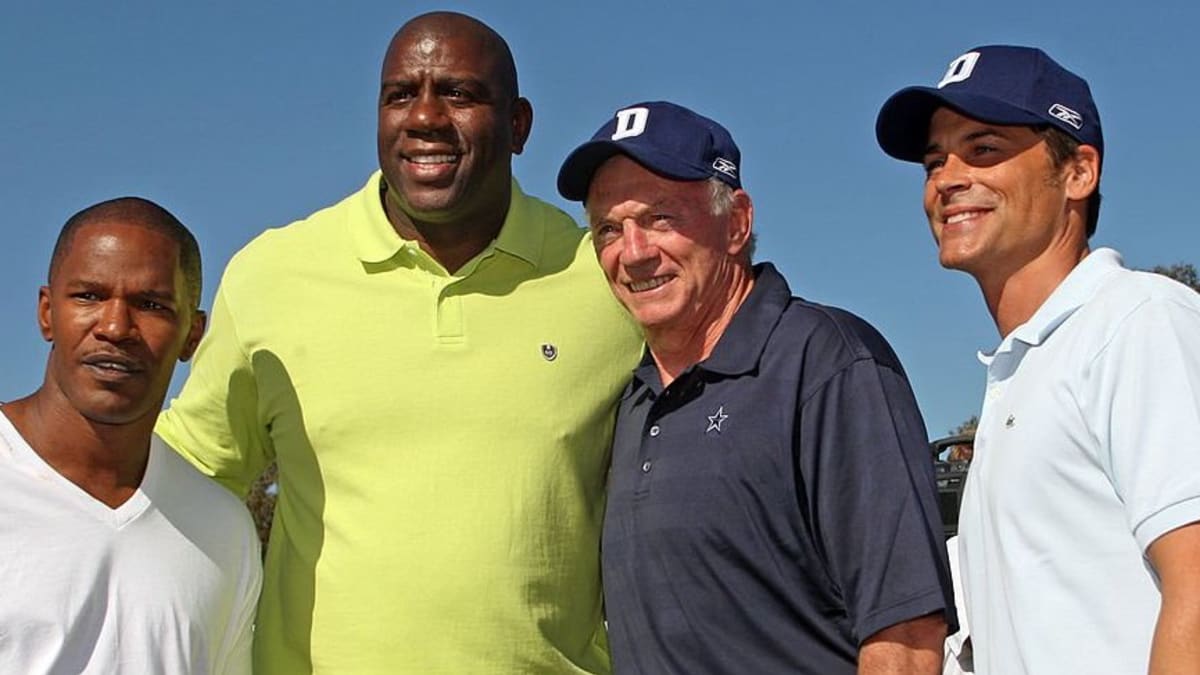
[1038,126,1101,238]
[50,197,203,309]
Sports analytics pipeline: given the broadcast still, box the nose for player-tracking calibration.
[933,153,971,199]
[408,87,449,131]
[620,223,658,266]
[94,300,137,343]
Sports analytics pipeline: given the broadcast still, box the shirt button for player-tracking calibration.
[649,425,661,437]
[641,460,653,473]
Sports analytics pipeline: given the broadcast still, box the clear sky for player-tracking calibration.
[2,1,1197,438]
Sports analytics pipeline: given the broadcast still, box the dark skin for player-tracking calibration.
[2,218,205,508]
[376,12,533,273]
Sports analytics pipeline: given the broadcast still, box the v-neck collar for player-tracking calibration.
[0,410,154,529]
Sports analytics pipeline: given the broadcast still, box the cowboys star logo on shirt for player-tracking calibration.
[706,405,729,433]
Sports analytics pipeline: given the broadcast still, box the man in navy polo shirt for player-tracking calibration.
[558,101,955,674]
[877,46,1200,674]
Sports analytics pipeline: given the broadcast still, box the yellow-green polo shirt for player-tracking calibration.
[157,172,643,674]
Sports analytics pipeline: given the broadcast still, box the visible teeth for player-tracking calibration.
[946,210,984,224]
[93,361,132,372]
[407,154,458,164]
[629,277,670,292]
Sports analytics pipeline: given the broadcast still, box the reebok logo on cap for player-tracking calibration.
[1048,104,1083,129]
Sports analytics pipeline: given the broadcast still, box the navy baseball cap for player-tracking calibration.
[557,101,741,202]
[876,45,1103,163]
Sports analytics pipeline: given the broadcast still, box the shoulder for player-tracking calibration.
[223,178,375,281]
[777,297,905,373]
[1095,266,1200,313]
[1078,266,1200,354]
[514,188,589,260]
[152,436,258,540]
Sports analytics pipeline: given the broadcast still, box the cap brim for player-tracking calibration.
[875,86,1047,163]
[556,140,717,202]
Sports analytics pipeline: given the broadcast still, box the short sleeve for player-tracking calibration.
[1089,296,1200,551]
[156,282,273,498]
[797,357,956,643]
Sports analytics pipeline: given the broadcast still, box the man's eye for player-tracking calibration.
[923,157,945,175]
[649,214,673,229]
[382,90,413,104]
[592,223,620,245]
[71,292,99,301]
[443,87,477,104]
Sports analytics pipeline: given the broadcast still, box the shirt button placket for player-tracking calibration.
[641,424,660,478]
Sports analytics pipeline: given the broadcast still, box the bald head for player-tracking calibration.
[50,197,202,310]
[386,11,520,101]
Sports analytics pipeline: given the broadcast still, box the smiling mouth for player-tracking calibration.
[627,276,673,293]
[944,209,990,225]
[403,153,458,164]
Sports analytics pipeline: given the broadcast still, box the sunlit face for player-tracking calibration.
[586,156,750,336]
[922,107,1073,279]
[376,24,530,225]
[39,221,204,425]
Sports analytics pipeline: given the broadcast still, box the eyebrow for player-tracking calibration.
[380,76,493,92]
[924,127,1006,156]
[64,279,177,302]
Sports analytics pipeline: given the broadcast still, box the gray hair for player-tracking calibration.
[709,178,755,262]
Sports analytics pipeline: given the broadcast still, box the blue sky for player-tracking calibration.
[3,1,1197,437]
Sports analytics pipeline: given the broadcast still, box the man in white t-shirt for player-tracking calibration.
[0,198,261,674]
[877,46,1200,674]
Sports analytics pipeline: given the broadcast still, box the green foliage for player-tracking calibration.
[952,415,978,436]
[1149,262,1200,293]
[245,462,278,557]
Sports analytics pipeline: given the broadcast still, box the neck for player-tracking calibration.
[978,239,1090,338]
[2,388,155,509]
[646,263,756,388]
[381,178,512,274]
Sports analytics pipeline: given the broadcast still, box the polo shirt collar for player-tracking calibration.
[980,247,1124,364]
[629,262,790,392]
[352,171,542,269]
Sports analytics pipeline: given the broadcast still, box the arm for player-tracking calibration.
[798,355,958,643]
[1147,522,1200,675]
[1093,295,1200,673]
[156,283,272,497]
[214,511,263,675]
[858,613,947,675]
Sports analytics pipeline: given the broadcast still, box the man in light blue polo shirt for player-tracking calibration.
[877,45,1200,674]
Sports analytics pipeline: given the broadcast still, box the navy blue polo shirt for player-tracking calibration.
[602,263,956,675]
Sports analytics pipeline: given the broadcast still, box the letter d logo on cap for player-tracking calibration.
[611,107,649,140]
[937,52,980,89]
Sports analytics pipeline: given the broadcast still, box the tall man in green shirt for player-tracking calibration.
[157,11,642,674]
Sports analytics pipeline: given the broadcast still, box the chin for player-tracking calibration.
[73,393,157,426]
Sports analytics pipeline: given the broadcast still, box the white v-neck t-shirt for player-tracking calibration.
[0,411,261,675]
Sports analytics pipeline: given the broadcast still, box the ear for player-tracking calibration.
[37,286,53,342]
[1064,144,1100,202]
[178,309,207,362]
[726,189,754,257]
[510,97,533,155]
